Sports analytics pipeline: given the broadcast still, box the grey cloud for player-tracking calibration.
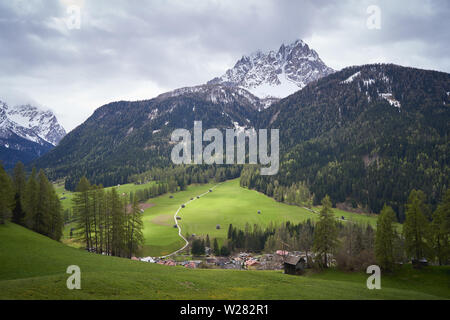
[0,0,448,130]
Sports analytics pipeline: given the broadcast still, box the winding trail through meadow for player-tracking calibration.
[158,183,221,258]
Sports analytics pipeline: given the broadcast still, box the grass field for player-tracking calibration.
[140,179,384,256]
[1,223,448,300]
[58,178,384,257]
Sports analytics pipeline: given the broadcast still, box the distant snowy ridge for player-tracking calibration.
[0,100,66,146]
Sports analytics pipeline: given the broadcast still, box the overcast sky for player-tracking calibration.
[1,0,449,131]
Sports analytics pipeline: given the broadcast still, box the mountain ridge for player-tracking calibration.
[208,39,334,99]
[0,101,66,168]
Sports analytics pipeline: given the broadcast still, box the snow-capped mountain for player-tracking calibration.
[208,39,334,99]
[0,101,66,146]
[0,100,66,168]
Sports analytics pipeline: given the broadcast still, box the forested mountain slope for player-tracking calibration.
[33,85,261,189]
[254,64,450,219]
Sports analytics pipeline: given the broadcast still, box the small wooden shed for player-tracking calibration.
[284,256,306,275]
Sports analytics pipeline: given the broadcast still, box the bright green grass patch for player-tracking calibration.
[0,223,448,300]
[178,179,317,243]
[140,183,216,256]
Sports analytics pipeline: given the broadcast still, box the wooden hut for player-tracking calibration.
[284,256,306,275]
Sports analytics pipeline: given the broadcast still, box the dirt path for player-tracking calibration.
[158,183,221,259]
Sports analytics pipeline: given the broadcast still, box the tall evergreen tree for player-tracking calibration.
[0,165,14,224]
[126,194,144,258]
[431,189,450,265]
[375,204,397,271]
[403,190,430,262]
[24,170,50,235]
[213,238,220,256]
[110,188,125,256]
[72,176,92,249]
[23,168,38,228]
[313,195,339,268]
[47,183,64,241]
[12,162,26,225]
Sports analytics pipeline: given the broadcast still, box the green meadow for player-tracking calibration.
[0,223,448,300]
[58,178,384,257]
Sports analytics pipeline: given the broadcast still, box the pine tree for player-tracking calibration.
[27,170,52,235]
[227,224,233,239]
[0,165,14,224]
[12,193,24,225]
[12,162,26,225]
[48,184,64,241]
[403,190,430,262]
[127,194,144,258]
[191,238,205,255]
[431,189,450,265]
[313,195,339,268]
[213,238,220,256]
[23,168,38,228]
[205,234,210,248]
[375,204,397,271]
[72,177,92,249]
[110,188,125,257]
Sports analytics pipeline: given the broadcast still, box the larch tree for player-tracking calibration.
[403,190,430,262]
[12,162,26,225]
[375,204,397,271]
[72,176,92,249]
[23,168,38,228]
[431,189,450,265]
[126,194,144,258]
[213,238,220,256]
[313,195,339,268]
[0,165,14,224]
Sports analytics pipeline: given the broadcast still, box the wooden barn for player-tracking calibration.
[284,256,306,275]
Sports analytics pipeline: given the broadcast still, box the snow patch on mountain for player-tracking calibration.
[379,93,401,110]
[341,71,361,84]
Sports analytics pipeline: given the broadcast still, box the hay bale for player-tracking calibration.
[181,204,185,208]
[216,224,220,230]
[257,210,261,214]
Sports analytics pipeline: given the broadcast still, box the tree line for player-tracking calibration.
[72,177,144,258]
[0,162,63,241]
[129,165,241,190]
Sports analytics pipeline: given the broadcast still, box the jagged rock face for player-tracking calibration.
[0,101,66,167]
[208,39,334,98]
[3,103,66,146]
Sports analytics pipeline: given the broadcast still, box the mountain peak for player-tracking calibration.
[0,100,67,168]
[208,39,334,99]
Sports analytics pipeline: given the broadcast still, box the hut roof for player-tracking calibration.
[284,256,302,266]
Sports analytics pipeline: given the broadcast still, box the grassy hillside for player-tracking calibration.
[0,223,448,300]
[59,178,384,257]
